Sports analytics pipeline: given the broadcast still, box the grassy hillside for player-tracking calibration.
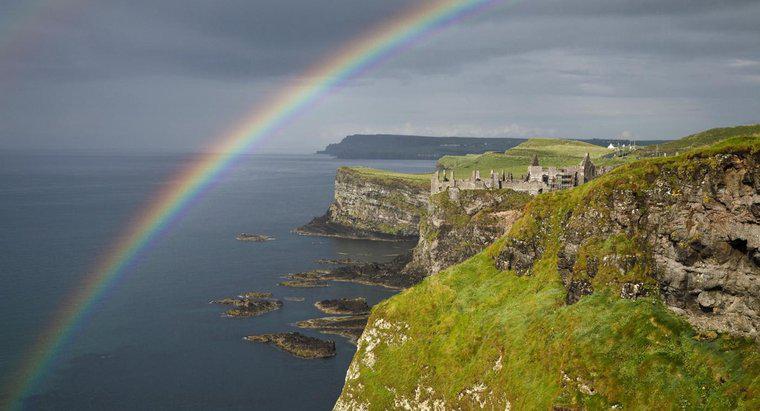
[436,138,615,178]
[635,124,760,157]
[337,137,760,410]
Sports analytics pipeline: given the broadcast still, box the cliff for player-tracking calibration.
[336,137,759,409]
[318,134,665,160]
[296,167,430,241]
[401,188,532,278]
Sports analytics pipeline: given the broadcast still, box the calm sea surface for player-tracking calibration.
[0,152,434,410]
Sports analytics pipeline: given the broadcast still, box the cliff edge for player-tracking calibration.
[296,167,430,241]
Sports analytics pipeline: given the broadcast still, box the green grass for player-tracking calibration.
[339,137,760,409]
[339,166,431,190]
[345,247,759,409]
[635,124,760,157]
[436,138,616,177]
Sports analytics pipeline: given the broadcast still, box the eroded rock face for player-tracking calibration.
[403,188,531,278]
[496,151,760,339]
[296,167,429,240]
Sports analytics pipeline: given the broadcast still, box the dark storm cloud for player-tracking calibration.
[0,0,758,151]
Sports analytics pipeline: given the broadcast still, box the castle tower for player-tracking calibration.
[578,152,595,183]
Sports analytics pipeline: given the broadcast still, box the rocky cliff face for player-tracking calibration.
[496,140,759,338]
[402,188,531,278]
[296,167,429,241]
[336,138,759,410]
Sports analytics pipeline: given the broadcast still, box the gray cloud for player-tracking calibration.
[0,0,757,152]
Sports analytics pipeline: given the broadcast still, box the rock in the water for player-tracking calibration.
[213,298,283,317]
[297,315,369,344]
[284,296,305,302]
[278,280,328,288]
[315,298,370,315]
[236,233,274,242]
[244,332,336,359]
[239,291,273,299]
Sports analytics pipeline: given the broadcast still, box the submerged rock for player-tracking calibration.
[244,332,336,359]
[235,233,274,242]
[284,296,305,302]
[315,298,370,315]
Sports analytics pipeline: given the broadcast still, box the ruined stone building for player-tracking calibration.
[431,153,609,195]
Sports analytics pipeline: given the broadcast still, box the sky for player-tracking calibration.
[0,0,758,153]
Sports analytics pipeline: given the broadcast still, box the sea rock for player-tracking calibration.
[244,332,336,359]
[235,233,274,242]
[239,291,273,299]
[278,280,328,288]
[315,298,370,315]
[296,315,369,344]
[212,298,283,317]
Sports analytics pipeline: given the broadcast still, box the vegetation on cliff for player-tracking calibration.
[635,124,760,157]
[337,137,760,410]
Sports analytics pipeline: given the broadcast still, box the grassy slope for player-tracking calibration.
[341,137,760,409]
[437,138,616,177]
[635,124,760,157]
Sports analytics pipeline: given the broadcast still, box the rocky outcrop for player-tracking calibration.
[296,167,429,241]
[495,141,760,339]
[244,332,336,359]
[402,188,531,278]
[211,297,283,317]
[315,298,371,315]
[297,316,369,344]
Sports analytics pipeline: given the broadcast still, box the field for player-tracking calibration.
[436,138,616,178]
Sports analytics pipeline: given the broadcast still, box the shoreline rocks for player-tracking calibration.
[315,298,370,315]
[244,332,336,359]
[236,233,274,242]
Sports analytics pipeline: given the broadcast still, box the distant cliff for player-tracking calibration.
[296,167,430,241]
[336,137,759,410]
[318,135,526,159]
[318,134,667,160]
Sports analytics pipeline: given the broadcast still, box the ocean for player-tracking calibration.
[0,152,435,410]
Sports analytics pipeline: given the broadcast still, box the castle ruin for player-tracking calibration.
[431,153,608,196]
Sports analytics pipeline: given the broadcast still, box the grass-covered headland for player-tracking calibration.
[337,136,760,410]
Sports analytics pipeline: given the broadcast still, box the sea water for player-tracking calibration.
[0,151,434,410]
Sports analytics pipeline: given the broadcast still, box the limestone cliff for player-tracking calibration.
[402,188,531,278]
[296,167,430,241]
[335,138,759,410]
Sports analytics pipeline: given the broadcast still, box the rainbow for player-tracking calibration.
[3,0,502,408]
